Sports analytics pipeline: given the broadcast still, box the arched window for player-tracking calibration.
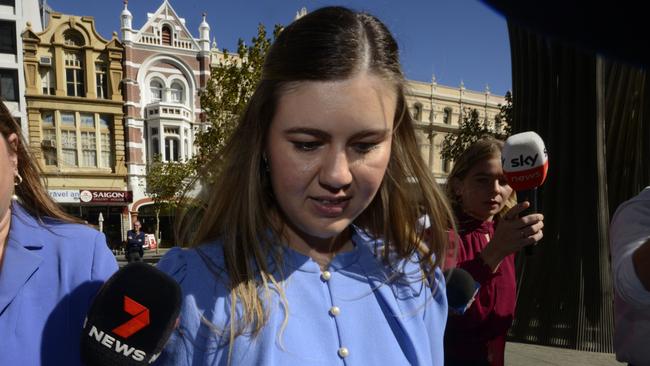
[63,29,84,46]
[161,25,172,46]
[170,82,184,103]
[150,80,163,102]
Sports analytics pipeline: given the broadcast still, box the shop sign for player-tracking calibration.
[48,189,81,203]
[79,190,133,203]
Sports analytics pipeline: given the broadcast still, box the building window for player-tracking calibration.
[443,108,452,124]
[41,112,57,166]
[150,80,163,102]
[161,25,172,46]
[413,103,423,121]
[40,67,56,95]
[0,68,18,101]
[0,0,16,6]
[164,137,179,161]
[152,137,159,157]
[99,115,113,168]
[80,114,96,167]
[40,111,114,169]
[63,29,84,46]
[0,21,16,54]
[60,112,78,166]
[65,52,84,97]
[170,82,183,103]
[96,64,108,99]
[443,159,451,173]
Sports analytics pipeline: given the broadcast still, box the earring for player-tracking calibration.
[262,154,270,173]
[12,173,23,201]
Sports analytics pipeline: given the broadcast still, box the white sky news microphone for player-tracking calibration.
[444,268,480,314]
[80,262,181,366]
[502,131,548,255]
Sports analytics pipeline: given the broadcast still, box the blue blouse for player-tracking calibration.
[0,202,118,365]
[155,228,447,365]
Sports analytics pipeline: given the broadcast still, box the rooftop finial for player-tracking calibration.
[295,7,308,20]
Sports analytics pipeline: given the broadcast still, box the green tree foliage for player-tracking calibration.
[441,108,493,161]
[143,23,282,247]
[195,23,282,175]
[496,90,513,136]
[440,91,513,162]
[144,155,193,248]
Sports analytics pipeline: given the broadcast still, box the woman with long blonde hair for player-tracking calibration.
[157,6,454,365]
[443,137,544,366]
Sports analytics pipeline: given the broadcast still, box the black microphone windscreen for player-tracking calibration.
[81,262,181,366]
[444,268,479,311]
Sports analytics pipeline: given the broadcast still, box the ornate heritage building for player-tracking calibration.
[405,78,505,183]
[21,12,127,247]
[120,0,210,225]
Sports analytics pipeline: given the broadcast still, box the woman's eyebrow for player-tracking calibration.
[283,127,329,139]
[350,129,391,139]
[283,127,391,140]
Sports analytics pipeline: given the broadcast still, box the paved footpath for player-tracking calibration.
[115,247,171,267]
[115,250,625,366]
[506,342,623,365]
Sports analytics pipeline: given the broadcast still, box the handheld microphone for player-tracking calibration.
[502,131,548,255]
[81,263,181,366]
[444,268,480,314]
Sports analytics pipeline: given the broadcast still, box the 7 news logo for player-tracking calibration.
[113,296,150,338]
[87,296,158,363]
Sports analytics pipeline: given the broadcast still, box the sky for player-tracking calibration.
[45,0,512,96]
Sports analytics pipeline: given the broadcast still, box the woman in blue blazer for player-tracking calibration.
[0,103,118,365]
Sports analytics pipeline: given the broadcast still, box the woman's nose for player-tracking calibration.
[319,149,352,190]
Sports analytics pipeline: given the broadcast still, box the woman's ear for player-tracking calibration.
[7,133,18,171]
[450,177,463,197]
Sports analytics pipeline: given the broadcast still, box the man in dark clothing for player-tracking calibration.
[125,221,145,263]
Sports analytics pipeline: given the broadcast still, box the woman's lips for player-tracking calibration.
[310,197,351,217]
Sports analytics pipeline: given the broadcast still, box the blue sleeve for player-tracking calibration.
[425,266,448,366]
[154,248,193,366]
[91,231,119,281]
[155,246,231,366]
[157,247,188,284]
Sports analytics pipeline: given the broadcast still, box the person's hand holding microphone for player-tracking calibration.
[481,202,544,271]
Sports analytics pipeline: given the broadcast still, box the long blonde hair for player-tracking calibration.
[176,6,454,349]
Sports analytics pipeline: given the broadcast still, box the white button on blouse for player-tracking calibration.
[321,270,332,281]
[338,347,349,358]
[329,306,340,316]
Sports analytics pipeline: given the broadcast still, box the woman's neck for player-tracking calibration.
[280,223,353,270]
[462,209,494,223]
[0,206,12,271]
